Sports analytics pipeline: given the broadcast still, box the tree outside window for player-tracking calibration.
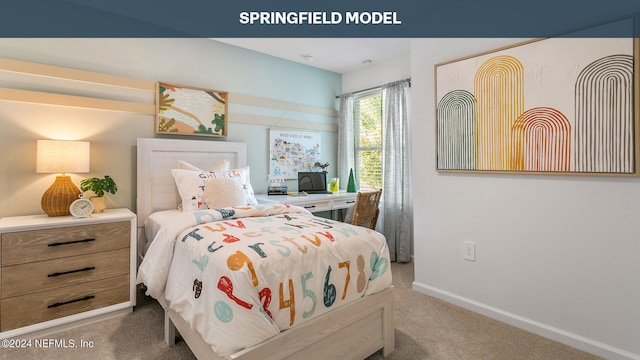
[354,91,382,191]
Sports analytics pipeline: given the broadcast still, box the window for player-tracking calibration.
[353,91,382,191]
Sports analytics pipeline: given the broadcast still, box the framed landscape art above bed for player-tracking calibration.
[156,81,228,137]
[435,17,639,176]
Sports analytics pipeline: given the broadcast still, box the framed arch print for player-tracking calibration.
[435,18,638,176]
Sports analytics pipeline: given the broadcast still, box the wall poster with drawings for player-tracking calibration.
[269,129,321,179]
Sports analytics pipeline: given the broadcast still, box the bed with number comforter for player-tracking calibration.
[136,203,392,358]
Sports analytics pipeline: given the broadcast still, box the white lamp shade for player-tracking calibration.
[36,140,90,174]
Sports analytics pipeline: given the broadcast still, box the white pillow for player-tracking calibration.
[178,159,230,172]
[171,167,257,212]
[203,178,247,209]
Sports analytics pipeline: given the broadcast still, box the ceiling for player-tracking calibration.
[212,38,410,75]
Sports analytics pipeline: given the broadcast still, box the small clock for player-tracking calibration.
[70,195,94,218]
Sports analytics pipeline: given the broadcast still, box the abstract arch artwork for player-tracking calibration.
[434,18,638,176]
[437,90,476,170]
[574,54,634,173]
[474,55,524,171]
[511,107,571,172]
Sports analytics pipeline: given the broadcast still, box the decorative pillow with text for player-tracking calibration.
[171,167,257,212]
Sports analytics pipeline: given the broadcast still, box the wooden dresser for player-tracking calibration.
[0,208,136,338]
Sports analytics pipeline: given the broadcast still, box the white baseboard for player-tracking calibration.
[412,282,640,360]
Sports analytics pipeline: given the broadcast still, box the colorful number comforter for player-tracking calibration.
[136,204,392,358]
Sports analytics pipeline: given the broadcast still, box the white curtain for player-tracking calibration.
[338,82,412,262]
[382,80,412,262]
[337,94,355,189]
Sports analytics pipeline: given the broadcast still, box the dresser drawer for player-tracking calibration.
[0,274,129,331]
[1,248,129,298]
[1,221,129,266]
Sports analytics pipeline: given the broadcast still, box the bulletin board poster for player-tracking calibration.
[269,129,321,179]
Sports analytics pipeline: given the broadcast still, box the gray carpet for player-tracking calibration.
[1,262,602,360]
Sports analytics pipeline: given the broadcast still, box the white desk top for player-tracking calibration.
[257,190,355,203]
[255,191,357,213]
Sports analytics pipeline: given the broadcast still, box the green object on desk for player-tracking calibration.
[347,168,357,193]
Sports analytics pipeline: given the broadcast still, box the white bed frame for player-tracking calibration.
[136,138,395,360]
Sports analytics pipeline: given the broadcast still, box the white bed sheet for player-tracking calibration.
[143,209,182,256]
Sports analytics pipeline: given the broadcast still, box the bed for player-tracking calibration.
[135,137,395,360]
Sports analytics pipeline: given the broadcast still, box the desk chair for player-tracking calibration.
[346,189,382,230]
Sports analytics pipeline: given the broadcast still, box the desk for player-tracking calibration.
[255,191,357,218]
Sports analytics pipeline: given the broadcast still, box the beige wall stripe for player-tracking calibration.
[0,57,155,91]
[0,87,156,114]
[229,113,337,132]
[229,93,338,118]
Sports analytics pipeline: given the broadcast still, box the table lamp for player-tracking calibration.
[36,140,90,216]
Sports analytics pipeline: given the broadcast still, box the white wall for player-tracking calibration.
[410,38,640,360]
[342,53,410,93]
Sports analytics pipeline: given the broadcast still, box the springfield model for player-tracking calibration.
[239,11,402,25]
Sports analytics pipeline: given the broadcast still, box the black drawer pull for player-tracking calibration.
[48,295,95,308]
[48,266,95,277]
[48,238,96,247]
[346,200,355,204]
[304,205,316,209]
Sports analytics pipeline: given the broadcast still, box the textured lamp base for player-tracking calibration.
[41,175,81,217]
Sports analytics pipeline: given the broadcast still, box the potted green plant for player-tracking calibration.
[80,175,118,213]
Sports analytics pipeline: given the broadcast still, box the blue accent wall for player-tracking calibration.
[0,38,341,216]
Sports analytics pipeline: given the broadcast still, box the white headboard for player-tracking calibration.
[136,138,247,227]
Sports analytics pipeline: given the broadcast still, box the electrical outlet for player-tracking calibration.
[463,241,475,261]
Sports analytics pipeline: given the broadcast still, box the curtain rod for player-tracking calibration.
[335,77,411,99]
